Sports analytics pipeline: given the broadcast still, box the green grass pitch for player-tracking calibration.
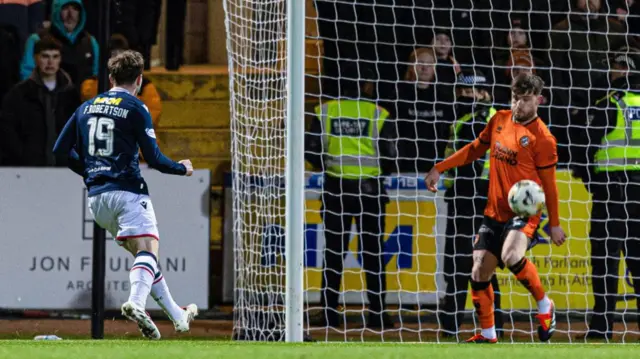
[0,341,638,359]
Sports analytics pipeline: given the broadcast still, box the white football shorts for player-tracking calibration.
[87,190,160,245]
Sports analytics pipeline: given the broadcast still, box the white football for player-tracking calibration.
[508,180,545,217]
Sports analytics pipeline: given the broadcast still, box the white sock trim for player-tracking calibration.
[538,295,552,314]
[481,326,497,340]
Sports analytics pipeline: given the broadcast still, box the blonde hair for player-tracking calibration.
[404,47,436,81]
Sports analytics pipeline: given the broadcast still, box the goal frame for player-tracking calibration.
[284,0,306,343]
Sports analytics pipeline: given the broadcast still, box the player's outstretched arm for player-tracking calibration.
[53,113,84,177]
[425,139,490,192]
[425,117,494,192]
[135,105,189,176]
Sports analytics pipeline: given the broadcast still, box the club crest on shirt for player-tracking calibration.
[145,128,156,139]
[519,136,530,148]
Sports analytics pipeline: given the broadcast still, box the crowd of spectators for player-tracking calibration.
[315,0,640,169]
[1,0,639,170]
[0,0,183,166]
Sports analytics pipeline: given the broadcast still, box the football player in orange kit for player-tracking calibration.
[425,72,567,343]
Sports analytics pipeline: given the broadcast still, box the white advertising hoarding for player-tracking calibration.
[0,168,210,310]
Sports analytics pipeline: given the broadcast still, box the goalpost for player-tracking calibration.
[223,0,305,342]
[224,0,640,343]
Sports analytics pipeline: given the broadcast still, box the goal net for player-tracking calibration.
[224,0,640,342]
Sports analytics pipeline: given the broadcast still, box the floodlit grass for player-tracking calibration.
[0,341,638,359]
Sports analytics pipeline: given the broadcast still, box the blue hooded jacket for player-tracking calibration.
[20,0,99,82]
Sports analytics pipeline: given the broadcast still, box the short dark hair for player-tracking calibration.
[34,36,62,55]
[109,33,130,53]
[107,50,144,86]
[511,72,544,95]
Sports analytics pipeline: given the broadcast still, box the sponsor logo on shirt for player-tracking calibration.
[93,96,122,106]
[493,141,518,166]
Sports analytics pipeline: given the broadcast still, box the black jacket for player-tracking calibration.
[570,75,640,190]
[0,69,80,166]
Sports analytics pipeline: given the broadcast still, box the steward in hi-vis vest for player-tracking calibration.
[439,68,504,338]
[305,65,396,331]
[570,47,640,340]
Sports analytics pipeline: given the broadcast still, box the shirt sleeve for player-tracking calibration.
[534,132,559,169]
[134,103,187,175]
[477,112,495,145]
[53,112,78,156]
[52,111,85,176]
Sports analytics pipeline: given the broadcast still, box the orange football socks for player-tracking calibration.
[471,281,496,339]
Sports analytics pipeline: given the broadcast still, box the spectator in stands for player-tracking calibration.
[548,0,627,162]
[20,0,98,86]
[570,47,640,341]
[0,0,45,53]
[386,47,454,173]
[431,29,460,101]
[494,20,537,106]
[431,0,493,67]
[80,34,162,127]
[0,36,79,167]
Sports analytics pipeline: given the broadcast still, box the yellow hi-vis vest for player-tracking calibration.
[594,92,640,173]
[315,100,389,179]
[444,107,496,188]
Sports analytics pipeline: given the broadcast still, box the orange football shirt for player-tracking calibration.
[435,110,560,227]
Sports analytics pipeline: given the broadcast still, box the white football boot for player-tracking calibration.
[121,301,161,340]
[173,304,198,333]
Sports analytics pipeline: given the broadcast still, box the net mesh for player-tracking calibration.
[225,0,640,342]
[224,0,288,341]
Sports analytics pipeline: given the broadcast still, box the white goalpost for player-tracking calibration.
[223,0,305,342]
[224,0,640,343]
[284,0,306,343]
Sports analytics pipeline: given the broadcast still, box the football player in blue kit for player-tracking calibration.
[53,50,197,340]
